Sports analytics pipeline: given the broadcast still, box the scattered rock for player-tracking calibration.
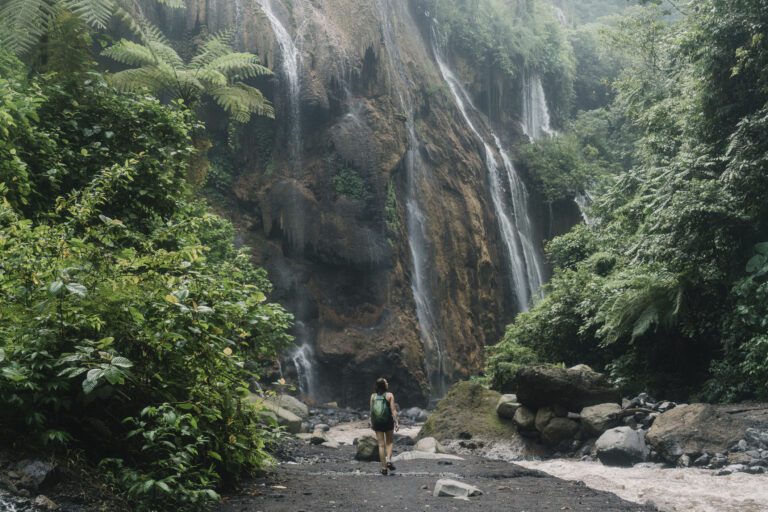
[314,423,330,432]
[354,435,380,462]
[535,406,556,432]
[391,452,463,462]
[513,406,536,430]
[495,394,521,420]
[414,437,444,454]
[646,404,745,464]
[432,479,482,498]
[580,403,622,436]
[727,452,752,465]
[310,431,329,445]
[400,407,429,422]
[15,460,56,491]
[541,418,580,446]
[320,441,339,449]
[249,394,303,434]
[569,364,594,372]
[268,394,309,419]
[33,495,58,510]
[693,453,710,467]
[676,454,691,468]
[595,427,649,466]
[512,365,620,410]
[458,431,473,440]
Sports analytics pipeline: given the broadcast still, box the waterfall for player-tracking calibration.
[375,0,447,398]
[553,6,568,27]
[521,74,555,141]
[257,0,302,161]
[432,33,545,310]
[575,191,594,226]
[258,0,316,397]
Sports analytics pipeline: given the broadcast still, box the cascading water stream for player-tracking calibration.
[432,33,545,309]
[257,0,316,397]
[575,191,594,226]
[375,0,446,398]
[521,74,555,141]
[257,0,302,162]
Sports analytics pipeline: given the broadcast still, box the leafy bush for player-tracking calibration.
[0,68,291,509]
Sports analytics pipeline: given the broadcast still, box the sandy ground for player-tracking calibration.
[516,459,768,512]
[325,420,422,445]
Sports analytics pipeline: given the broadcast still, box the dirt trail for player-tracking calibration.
[219,441,653,512]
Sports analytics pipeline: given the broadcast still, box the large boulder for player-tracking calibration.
[512,365,620,410]
[248,394,302,434]
[354,435,380,462]
[581,403,623,436]
[513,406,536,430]
[15,460,56,491]
[541,418,580,446]
[268,394,309,419]
[432,479,482,498]
[495,394,521,420]
[646,404,746,464]
[595,427,649,466]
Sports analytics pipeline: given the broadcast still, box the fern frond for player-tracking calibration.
[63,0,115,29]
[148,40,183,68]
[197,68,227,88]
[107,67,168,93]
[206,53,272,79]
[209,83,274,122]
[0,0,56,54]
[154,0,185,7]
[189,30,233,69]
[102,39,156,66]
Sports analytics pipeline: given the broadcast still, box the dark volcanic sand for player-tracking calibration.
[219,442,655,512]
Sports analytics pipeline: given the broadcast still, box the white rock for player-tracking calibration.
[432,479,482,498]
[414,437,444,454]
[392,452,464,462]
[596,426,649,466]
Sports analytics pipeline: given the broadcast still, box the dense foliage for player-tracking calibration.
[489,0,768,402]
[0,39,289,512]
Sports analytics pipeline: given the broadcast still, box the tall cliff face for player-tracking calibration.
[145,0,576,407]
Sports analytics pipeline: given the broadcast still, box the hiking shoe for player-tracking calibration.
[386,462,396,471]
[380,468,388,476]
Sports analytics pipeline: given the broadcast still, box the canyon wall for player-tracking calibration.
[144,0,579,407]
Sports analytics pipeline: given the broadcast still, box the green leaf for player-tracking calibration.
[66,282,88,297]
[207,450,222,461]
[111,356,133,368]
[0,348,4,363]
[48,280,64,296]
[755,242,768,256]
[155,481,171,493]
[746,254,766,273]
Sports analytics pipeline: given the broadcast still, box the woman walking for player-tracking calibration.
[370,377,399,475]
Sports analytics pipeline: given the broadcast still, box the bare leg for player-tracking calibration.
[385,430,394,462]
[375,431,387,471]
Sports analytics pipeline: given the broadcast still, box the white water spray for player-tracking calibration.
[432,33,545,309]
[375,1,447,398]
[257,0,302,161]
[521,74,555,141]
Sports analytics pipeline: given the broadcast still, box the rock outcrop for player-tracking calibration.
[512,365,621,410]
[646,404,746,464]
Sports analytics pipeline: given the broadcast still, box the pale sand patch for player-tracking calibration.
[326,420,421,445]
[516,459,768,512]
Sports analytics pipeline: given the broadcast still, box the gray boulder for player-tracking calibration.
[512,365,620,410]
[354,435,380,462]
[247,394,302,434]
[414,437,444,454]
[541,418,580,446]
[432,479,482,498]
[268,394,309,419]
[646,404,745,464]
[16,460,56,491]
[581,403,622,436]
[596,427,649,466]
[513,406,536,430]
[495,394,521,420]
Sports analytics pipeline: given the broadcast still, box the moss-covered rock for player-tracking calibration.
[418,381,518,441]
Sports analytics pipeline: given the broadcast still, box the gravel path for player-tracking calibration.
[219,442,654,512]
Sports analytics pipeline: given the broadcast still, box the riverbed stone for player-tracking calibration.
[541,418,580,446]
[535,406,556,432]
[432,479,482,498]
[581,403,622,436]
[354,435,380,462]
[512,365,621,410]
[414,437,444,454]
[15,460,56,491]
[495,394,521,420]
[33,495,58,510]
[513,406,536,430]
[595,427,649,466]
[646,404,745,464]
[268,394,309,419]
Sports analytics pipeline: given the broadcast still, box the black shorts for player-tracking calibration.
[372,417,394,432]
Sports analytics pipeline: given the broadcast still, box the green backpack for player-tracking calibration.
[371,393,390,425]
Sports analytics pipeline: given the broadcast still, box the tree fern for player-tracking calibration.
[103,30,274,122]
[0,0,184,55]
